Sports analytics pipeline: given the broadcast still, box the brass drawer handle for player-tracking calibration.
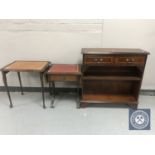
[94,58,98,62]
[126,58,135,63]
[126,58,129,62]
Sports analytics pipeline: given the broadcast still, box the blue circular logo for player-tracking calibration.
[130,110,149,129]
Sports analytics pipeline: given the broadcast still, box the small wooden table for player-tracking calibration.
[1,60,50,108]
[46,64,81,108]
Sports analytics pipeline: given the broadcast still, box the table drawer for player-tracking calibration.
[84,55,114,65]
[115,56,145,65]
[48,75,79,81]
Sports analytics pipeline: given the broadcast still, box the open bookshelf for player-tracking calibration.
[80,48,149,108]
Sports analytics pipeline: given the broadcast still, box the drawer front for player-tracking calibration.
[84,55,114,65]
[48,75,78,82]
[115,56,145,65]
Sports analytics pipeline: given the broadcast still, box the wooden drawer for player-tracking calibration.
[115,56,145,65]
[48,75,79,82]
[84,55,114,65]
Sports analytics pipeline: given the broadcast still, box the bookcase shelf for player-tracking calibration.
[80,48,149,108]
[83,76,141,81]
[82,94,137,104]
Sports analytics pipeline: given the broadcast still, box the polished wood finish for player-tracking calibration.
[47,64,80,74]
[82,94,137,103]
[84,55,113,65]
[48,75,79,81]
[2,61,49,72]
[46,64,81,108]
[82,48,149,54]
[84,54,145,66]
[81,48,149,108]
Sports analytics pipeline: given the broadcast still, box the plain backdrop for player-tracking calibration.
[0,19,154,89]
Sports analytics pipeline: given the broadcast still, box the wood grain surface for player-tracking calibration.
[2,61,49,72]
[47,64,81,75]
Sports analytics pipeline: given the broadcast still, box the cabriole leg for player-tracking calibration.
[17,72,24,95]
[2,71,13,108]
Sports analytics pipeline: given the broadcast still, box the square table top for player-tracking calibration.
[47,64,81,75]
[1,60,49,72]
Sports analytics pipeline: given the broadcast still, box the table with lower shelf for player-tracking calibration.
[81,48,149,108]
[1,60,50,108]
[46,64,81,108]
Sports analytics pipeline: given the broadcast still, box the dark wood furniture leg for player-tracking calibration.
[17,72,24,95]
[50,81,55,108]
[40,72,46,109]
[2,71,13,108]
[80,102,88,108]
[76,80,80,108]
[49,82,52,96]
[128,103,138,109]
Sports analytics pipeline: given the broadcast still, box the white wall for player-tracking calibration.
[0,19,154,89]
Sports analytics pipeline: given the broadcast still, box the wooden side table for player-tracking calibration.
[1,60,50,108]
[46,64,81,108]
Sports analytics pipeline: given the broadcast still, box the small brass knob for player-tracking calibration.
[126,58,129,62]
